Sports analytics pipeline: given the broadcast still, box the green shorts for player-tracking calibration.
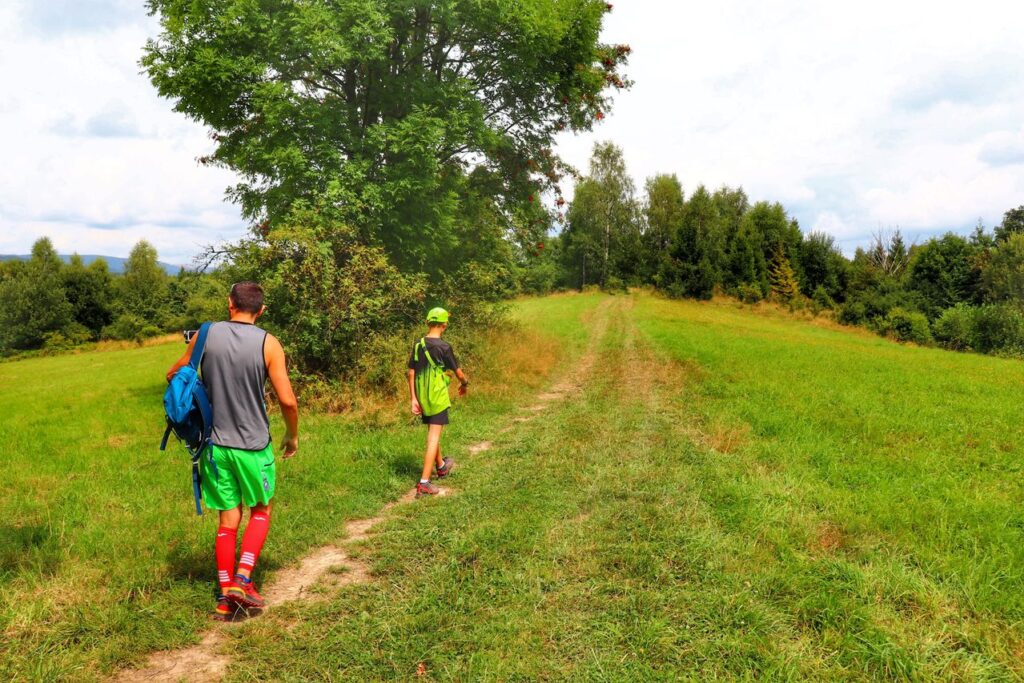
[200,443,276,510]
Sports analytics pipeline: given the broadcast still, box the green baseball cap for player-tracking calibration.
[426,307,450,323]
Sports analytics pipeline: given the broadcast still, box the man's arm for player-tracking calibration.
[264,334,299,458]
[408,369,421,414]
[165,335,199,382]
[454,368,469,396]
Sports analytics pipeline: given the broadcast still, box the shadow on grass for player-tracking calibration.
[0,523,62,577]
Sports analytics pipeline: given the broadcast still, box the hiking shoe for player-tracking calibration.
[416,480,441,498]
[436,457,456,478]
[224,576,266,609]
[211,595,240,622]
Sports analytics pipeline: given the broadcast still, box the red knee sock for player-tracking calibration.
[215,526,238,590]
[237,510,271,575]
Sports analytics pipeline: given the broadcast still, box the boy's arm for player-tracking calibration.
[165,335,199,382]
[408,369,421,414]
[264,334,299,458]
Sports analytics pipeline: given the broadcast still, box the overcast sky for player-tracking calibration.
[2,0,1022,266]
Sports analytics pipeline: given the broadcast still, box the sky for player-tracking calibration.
[1,1,1022,266]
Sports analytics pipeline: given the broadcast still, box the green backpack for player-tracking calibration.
[414,338,452,417]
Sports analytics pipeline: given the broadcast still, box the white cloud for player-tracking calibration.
[0,2,246,267]
[556,0,1024,253]
[2,0,1023,263]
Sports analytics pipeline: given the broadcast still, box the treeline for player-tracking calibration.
[522,142,1024,357]
[0,239,225,356]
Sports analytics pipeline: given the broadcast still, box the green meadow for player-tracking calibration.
[2,292,1023,681]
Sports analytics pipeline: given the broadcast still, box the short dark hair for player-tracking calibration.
[229,281,264,313]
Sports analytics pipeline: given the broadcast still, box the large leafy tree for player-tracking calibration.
[561,142,639,288]
[0,238,73,351]
[907,233,982,319]
[143,0,630,273]
[642,174,684,285]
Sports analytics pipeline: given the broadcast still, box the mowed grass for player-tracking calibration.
[0,293,597,682]
[2,291,1023,681]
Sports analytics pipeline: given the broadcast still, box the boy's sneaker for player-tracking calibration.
[224,575,266,609]
[416,480,441,498]
[436,457,456,478]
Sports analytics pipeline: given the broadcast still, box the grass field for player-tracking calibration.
[2,292,1023,681]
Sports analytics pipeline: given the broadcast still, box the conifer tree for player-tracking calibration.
[769,245,800,301]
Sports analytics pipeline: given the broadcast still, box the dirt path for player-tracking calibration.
[113,298,614,683]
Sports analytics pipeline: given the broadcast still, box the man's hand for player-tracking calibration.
[411,398,422,415]
[281,433,298,459]
[458,382,468,397]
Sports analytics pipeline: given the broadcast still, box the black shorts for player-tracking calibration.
[421,408,450,426]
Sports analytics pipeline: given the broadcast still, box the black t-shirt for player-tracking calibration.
[407,337,460,374]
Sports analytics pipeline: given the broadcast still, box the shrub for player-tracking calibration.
[933,305,975,351]
[971,304,1024,354]
[838,301,867,325]
[884,308,933,345]
[603,276,627,294]
[735,283,763,304]
[102,313,150,342]
[811,285,835,314]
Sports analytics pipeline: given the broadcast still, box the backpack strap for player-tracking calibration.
[159,423,173,451]
[188,322,212,371]
[419,337,440,370]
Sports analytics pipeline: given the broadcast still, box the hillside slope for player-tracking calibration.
[2,292,1022,681]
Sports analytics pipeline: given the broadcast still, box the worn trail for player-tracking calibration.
[113,299,614,683]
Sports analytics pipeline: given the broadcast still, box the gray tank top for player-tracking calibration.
[200,321,271,450]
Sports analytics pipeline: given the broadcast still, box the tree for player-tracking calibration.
[981,233,1024,304]
[642,174,684,285]
[670,185,727,299]
[907,233,981,318]
[561,142,639,288]
[143,0,631,274]
[799,232,847,301]
[995,205,1024,242]
[0,238,73,351]
[117,241,170,327]
[769,245,800,302]
[63,255,114,338]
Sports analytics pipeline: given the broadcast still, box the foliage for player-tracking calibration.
[768,245,800,302]
[970,304,1024,355]
[0,238,74,352]
[63,255,113,338]
[561,142,640,288]
[226,201,428,378]
[143,0,630,271]
[642,174,684,285]
[980,233,1024,303]
[932,304,976,351]
[882,307,933,345]
[994,205,1024,242]
[906,233,981,319]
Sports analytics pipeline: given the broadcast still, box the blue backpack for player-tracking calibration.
[160,322,215,515]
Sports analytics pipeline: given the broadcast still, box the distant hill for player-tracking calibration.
[0,254,182,276]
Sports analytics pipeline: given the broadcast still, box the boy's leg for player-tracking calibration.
[236,502,272,580]
[421,424,444,481]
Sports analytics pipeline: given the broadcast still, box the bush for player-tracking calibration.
[811,285,835,314]
[102,313,150,342]
[603,276,627,294]
[971,304,1024,354]
[884,308,933,345]
[42,323,92,351]
[838,301,867,325]
[735,282,763,304]
[933,305,975,351]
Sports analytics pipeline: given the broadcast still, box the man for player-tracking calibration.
[166,281,298,620]
[407,307,468,497]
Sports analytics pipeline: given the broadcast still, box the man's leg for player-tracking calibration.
[236,501,272,581]
[215,507,243,592]
[421,424,444,481]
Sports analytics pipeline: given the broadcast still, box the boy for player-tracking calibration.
[165,282,299,620]
[407,307,469,497]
